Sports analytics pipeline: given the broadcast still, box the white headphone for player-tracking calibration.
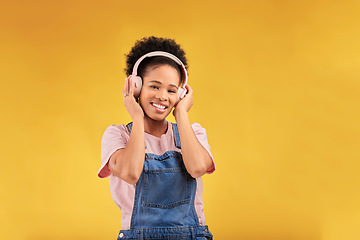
[129,51,188,103]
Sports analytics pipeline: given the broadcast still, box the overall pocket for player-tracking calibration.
[142,152,192,209]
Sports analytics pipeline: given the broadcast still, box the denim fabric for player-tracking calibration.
[122,123,213,239]
[142,152,191,209]
[117,225,213,240]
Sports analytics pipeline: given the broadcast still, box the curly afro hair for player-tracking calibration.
[125,36,188,84]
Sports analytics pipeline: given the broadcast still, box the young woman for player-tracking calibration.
[98,36,215,239]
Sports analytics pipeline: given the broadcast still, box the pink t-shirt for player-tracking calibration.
[98,121,215,230]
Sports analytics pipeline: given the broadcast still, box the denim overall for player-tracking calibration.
[117,122,213,240]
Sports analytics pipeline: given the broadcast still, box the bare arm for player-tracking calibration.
[108,77,145,184]
[173,85,213,178]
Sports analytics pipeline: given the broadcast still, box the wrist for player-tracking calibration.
[174,109,188,120]
[132,116,144,124]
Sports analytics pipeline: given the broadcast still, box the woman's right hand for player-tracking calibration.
[122,76,144,121]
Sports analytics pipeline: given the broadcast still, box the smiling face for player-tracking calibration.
[139,64,181,122]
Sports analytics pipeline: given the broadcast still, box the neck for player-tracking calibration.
[143,115,168,138]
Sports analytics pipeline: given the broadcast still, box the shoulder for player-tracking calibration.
[104,124,130,136]
[101,124,131,144]
[105,123,130,132]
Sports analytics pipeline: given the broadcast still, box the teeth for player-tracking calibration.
[152,103,166,109]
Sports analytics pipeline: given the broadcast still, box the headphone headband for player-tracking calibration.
[132,51,188,86]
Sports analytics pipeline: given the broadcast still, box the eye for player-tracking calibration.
[150,85,159,90]
[168,90,177,94]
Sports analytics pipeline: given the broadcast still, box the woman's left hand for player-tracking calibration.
[173,84,193,118]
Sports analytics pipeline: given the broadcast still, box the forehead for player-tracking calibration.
[143,64,181,86]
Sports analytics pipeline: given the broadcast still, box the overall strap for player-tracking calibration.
[172,123,182,149]
[126,122,133,132]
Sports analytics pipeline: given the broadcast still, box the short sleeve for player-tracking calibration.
[191,123,215,174]
[98,124,130,178]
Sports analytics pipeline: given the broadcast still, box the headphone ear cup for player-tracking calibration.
[176,87,187,104]
[131,75,142,98]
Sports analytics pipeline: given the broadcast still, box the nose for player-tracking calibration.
[155,89,167,101]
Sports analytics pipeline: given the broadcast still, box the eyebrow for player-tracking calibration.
[149,80,178,89]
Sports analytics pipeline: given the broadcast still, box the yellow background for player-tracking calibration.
[1,0,359,239]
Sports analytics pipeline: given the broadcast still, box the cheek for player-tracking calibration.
[170,94,178,106]
[138,93,147,107]
[138,89,149,101]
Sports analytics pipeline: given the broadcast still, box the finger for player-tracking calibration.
[181,84,192,99]
[128,77,135,96]
[185,84,192,95]
[122,77,129,95]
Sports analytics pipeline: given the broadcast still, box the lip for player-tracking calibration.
[151,102,168,107]
[151,102,168,113]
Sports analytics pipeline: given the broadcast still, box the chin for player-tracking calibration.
[145,112,170,122]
